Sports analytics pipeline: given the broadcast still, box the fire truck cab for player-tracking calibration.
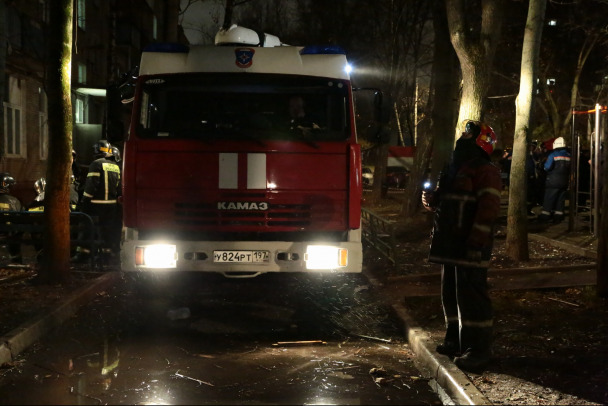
[120,25,365,277]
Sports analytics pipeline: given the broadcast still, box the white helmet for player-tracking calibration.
[553,137,566,149]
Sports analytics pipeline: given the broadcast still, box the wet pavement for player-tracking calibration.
[0,273,442,405]
[0,215,601,405]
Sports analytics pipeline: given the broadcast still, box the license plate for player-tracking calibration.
[213,250,270,263]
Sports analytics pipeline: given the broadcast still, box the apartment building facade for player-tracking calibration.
[2,0,182,205]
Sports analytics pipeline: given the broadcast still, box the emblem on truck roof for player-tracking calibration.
[235,48,255,68]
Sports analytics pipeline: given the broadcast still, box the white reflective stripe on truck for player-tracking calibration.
[219,152,267,190]
[247,153,266,189]
[219,153,238,189]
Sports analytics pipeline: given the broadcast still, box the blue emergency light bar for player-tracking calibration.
[143,43,346,57]
[300,45,346,55]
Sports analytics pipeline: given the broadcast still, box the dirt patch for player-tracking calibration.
[364,199,607,405]
[0,266,102,338]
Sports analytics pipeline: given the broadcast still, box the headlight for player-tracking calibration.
[304,245,348,270]
[135,244,177,268]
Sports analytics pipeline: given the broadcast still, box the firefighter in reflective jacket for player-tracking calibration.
[0,173,24,263]
[72,140,121,263]
[422,120,502,373]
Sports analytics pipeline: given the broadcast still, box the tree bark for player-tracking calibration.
[368,144,389,205]
[506,0,547,261]
[445,0,504,138]
[0,0,6,158]
[429,0,460,185]
[222,0,234,30]
[598,113,608,298]
[401,0,458,218]
[41,0,73,284]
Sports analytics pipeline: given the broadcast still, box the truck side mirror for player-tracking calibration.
[105,84,125,143]
[353,87,392,145]
[374,91,391,126]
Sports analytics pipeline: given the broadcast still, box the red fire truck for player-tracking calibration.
[119,25,381,277]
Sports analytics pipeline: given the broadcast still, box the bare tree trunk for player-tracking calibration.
[40,0,73,284]
[540,32,600,139]
[368,144,389,205]
[445,0,504,138]
[598,121,608,298]
[222,0,234,29]
[559,35,599,138]
[0,0,6,158]
[401,0,458,218]
[507,0,546,261]
[429,0,459,183]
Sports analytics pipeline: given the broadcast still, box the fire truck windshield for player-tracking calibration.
[137,73,351,142]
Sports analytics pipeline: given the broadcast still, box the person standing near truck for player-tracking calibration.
[72,140,121,263]
[421,120,502,373]
[0,173,24,263]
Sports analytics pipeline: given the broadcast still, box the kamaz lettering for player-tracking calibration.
[217,202,269,210]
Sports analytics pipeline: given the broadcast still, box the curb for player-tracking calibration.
[364,271,492,405]
[392,302,492,405]
[0,272,120,366]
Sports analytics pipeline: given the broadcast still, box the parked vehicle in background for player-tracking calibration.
[362,166,373,186]
[385,166,410,188]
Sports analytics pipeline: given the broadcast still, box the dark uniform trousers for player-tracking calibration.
[0,194,24,262]
[441,265,493,355]
[85,201,120,255]
[75,156,121,260]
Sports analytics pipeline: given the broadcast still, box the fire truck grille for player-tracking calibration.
[174,202,312,227]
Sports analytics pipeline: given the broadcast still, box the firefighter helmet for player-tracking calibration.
[34,178,46,195]
[0,173,16,193]
[465,120,482,137]
[93,140,112,158]
[553,137,566,149]
[476,123,497,156]
[111,146,121,163]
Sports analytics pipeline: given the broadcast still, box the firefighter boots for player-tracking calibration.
[436,323,461,358]
[454,349,491,373]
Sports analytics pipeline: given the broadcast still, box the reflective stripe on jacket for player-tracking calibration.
[544,148,571,189]
[82,158,121,202]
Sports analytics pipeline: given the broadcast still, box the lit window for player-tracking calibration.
[39,113,48,160]
[39,88,48,160]
[547,78,556,86]
[153,15,158,40]
[77,0,86,30]
[548,20,557,26]
[78,63,87,84]
[4,76,24,157]
[75,96,85,124]
[4,104,23,156]
[39,0,49,23]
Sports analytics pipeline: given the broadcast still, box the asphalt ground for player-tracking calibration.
[0,219,599,405]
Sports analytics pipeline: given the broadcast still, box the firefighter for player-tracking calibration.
[110,146,121,164]
[72,140,121,263]
[108,144,123,257]
[29,176,79,212]
[71,149,84,200]
[0,173,24,263]
[421,120,502,373]
[27,177,46,211]
[538,137,571,224]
